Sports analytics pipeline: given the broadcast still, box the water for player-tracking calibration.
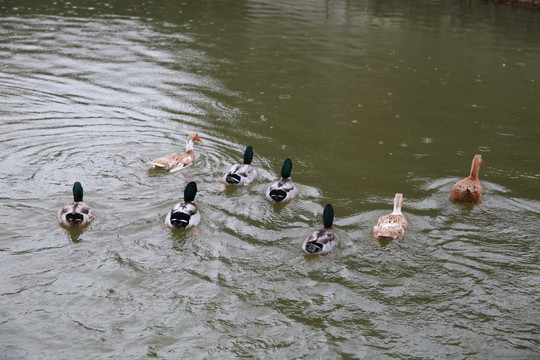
[1,0,539,358]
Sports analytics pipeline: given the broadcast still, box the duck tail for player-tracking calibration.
[374,225,403,240]
[65,212,84,224]
[269,189,287,202]
[303,242,323,254]
[225,174,241,185]
[170,212,190,228]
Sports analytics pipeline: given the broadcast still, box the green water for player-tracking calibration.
[1,0,539,358]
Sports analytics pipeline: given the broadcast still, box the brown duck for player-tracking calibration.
[450,154,484,203]
[148,132,202,172]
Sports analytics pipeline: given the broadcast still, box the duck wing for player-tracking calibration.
[373,214,406,239]
[148,153,180,169]
[170,153,194,172]
[303,228,338,254]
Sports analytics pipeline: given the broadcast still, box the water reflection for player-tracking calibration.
[63,227,85,243]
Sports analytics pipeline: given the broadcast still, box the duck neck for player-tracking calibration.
[392,196,402,215]
[281,159,293,178]
[185,140,194,152]
[243,147,253,165]
[323,204,334,228]
[184,182,197,202]
[73,182,84,202]
[469,157,481,180]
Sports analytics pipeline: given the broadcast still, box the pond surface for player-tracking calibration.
[1,0,539,358]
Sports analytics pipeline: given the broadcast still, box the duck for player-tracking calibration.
[265,158,298,204]
[58,182,94,228]
[148,132,202,172]
[302,204,339,255]
[165,181,200,229]
[372,193,408,240]
[223,145,257,186]
[450,154,484,203]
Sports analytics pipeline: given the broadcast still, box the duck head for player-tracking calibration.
[243,146,254,165]
[184,181,198,202]
[73,182,84,202]
[323,204,334,228]
[281,158,293,178]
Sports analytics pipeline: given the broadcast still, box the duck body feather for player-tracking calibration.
[265,177,298,204]
[149,150,194,172]
[372,214,407,240]
[303,227,339,255]
[450,179,482,203]
[224,163,257,186]
[165,202,200,229]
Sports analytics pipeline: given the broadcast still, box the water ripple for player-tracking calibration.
[1,6,539,359]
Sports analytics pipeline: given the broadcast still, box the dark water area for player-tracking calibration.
[1,0,539,358]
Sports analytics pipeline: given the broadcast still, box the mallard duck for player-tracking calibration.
[148,132,202,172]
[58,182,94,228]
[450,154,484,203]
[223,145,257,186]
[165,181,200,229]
[302,204,339,255]
[265,158,298,204]
[372,193,408,240]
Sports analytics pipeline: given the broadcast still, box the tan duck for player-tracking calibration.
[372,193,408,240]
[148,132,202,172]
[450,154,483,203]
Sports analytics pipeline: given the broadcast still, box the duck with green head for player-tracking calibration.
[223,145,257,186]
[166,181,201,229]
[58,182,94,228]
[265,158,298,204]
[303,204,339,255]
